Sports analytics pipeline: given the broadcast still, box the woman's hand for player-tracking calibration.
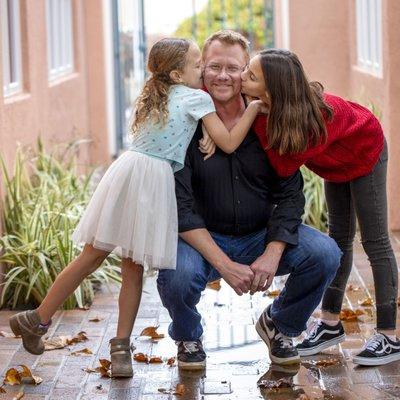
[248,99,269,115]
[199,124,216,160]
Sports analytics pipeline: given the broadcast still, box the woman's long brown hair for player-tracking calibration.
[258,49,333,154]
[131,38,191,135]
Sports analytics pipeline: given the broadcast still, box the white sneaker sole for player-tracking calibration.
[297,334,346,357]
[177,360,206,370]
[353,351,400,366]
[255,320,300,365]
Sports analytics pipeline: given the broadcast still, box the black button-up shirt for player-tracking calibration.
[175,124,305,245]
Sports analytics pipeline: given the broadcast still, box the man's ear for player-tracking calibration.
[169,70,182,83]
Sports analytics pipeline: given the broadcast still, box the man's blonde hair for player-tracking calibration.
[203,30,250,60]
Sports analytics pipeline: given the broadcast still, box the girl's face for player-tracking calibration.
[241,55,269,104]
[180,43,203,89]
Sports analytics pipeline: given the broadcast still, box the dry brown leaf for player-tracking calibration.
[13,392,24,400]
[139,326,165,339]
[258,377,293,389]
[174,383,185,396]
[296,394,311,400]
[133,353,149,363]
[67,331,88,345]
[70,348,93,356]
[44,335,70,350]
[265,289,281,297]
[95,359,112,378]
[19,365,42,385]
[149,356,163,364]
[347,284,361,292]
[167,357,176,366]
[312,359,341,367]
[0,386,6,393]
[0,331,20,338]
[89,317,103,323]
[83,368,97,373]
[358,297,374,307]
[339,308,364,321]
[206,279,221,291]
[3,368,22,385]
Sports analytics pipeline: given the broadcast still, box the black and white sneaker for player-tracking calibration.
[353,333,400,366]
[296,319,346,356]
[256,306,300,365]
[176,340,206,370]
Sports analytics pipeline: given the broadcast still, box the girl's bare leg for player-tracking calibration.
[116,259,144,338]
[37,244,110,323]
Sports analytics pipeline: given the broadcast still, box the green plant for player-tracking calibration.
[0,139,121,309]
[301,166,328,232]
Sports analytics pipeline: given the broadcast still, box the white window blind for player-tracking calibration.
[1,0,22,96]
[46,0,74,79]
[356,0,382,75]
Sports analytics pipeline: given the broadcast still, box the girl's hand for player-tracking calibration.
[249,99,269,115]
[199,125,216,160]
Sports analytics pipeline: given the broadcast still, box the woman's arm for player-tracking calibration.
[201,100,262,154]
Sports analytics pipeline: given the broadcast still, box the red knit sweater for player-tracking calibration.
[253,93,384,183]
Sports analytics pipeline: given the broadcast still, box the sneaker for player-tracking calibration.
[296,319,345,356]
[9,310,50,355]
[255,306,300,365]
[176,340,206,370]
[353,333,400,366]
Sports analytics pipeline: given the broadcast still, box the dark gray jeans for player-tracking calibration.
[321,140,398,330]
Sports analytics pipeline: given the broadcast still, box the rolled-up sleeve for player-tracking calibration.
[175,145,207,233]
[266,170,305,246]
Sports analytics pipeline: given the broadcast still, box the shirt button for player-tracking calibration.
[235,175,239,180]
[237,200,241,204]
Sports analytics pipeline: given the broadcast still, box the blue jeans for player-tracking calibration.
[157,224,341,340]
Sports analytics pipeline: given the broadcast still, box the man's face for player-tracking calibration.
[203,40,248,104]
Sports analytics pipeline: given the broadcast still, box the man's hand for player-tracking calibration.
[249,241,286,295]
[219,261,254,296]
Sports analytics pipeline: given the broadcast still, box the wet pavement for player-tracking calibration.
[1,233,400,399]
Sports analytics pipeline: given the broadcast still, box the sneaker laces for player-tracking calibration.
[275,332,293,349]
[305,319,323,340]
[178,341,200,353]
[363,333,385,352]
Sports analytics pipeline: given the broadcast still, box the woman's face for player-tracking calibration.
[241,55,269,103]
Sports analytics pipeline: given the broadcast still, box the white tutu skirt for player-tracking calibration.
[72,151,178,270]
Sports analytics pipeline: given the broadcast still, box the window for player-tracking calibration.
[1,0,22,96]
[46,0,73,79]
[356,0,382,75]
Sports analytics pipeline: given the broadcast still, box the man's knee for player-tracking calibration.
[314,235,342,279]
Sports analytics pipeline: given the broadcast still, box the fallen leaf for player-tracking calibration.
[305,358,341,368]
[70,348,93,356]
[0,385,6,393]
[0,331,20,338]
[174,383,185,396]
[3,368,22,385]
[264,289,281,297]
[67,331,88,345]
[89,317,103,323]
[99,359,111,370]
[149,356,163,364]
[206,279,221,291]
[358,297,373,307]
[140,326,165,339]
[83,368,97,373]
[347,284,361,292]
[19,365,42,385]
[339,308,364,321]
[13,392,24,400]
[296,394,311,400]
[96,359,112,378]
[133,353,149,363]
[44,336,70,350]
[167,357,175,366]
[258,377,293,389]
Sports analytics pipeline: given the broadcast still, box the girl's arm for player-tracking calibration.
[201,100,262,154]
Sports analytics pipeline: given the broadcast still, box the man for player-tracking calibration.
[157,30,341,369]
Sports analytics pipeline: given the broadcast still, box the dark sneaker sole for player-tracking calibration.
[255,320,300,365]
[353,352,400,366]
[297,334,346,356]
[177,360,206,370]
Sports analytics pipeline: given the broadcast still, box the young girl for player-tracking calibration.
[9,38,262,377]
[239,49,399,366]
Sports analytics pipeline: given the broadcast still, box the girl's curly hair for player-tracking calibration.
[131,38,192,135]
